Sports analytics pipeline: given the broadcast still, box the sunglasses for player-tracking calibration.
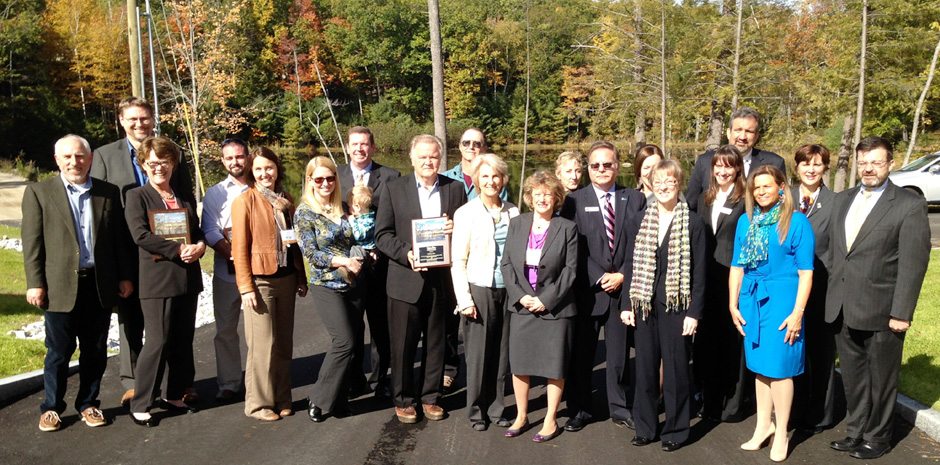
[589,162,617,171]
[460,140,483,149]
[311,175,336,185]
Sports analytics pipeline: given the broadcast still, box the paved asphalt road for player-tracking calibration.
[1,295,938,465]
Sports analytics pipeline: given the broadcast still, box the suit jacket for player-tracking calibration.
[91,138,195,204]
[21,177,134,312]
[231,188,306,294]
[696,192,745,267]
[124,183,205,299]
[560,184,646,316]
[337,161,401,209]
[686,148,786,211]
[375,174,468,304]
[825,181,930,330]
[499,213,579,320]
[792,184,835,316]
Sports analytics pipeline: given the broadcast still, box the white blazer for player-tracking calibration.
[450,197,519,310]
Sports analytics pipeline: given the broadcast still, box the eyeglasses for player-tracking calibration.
[145,161,171,170]
[460,140,483,149]
[589,162,617,171]
[652,179,678,188]
[857,160,889,169]
[311,176,336,185]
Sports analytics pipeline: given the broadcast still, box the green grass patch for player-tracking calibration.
[0,224,21,239]
[899,249,940,410]
[0,247,47,377]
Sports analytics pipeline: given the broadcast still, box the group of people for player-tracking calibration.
[22,101,930,461]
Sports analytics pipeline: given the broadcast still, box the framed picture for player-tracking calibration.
[148,208,191,244]
[411,216,450,268]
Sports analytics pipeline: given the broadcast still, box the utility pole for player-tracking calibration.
[428,0,447,168]
[127,0,142,97]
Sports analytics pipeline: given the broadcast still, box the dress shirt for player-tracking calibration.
[61,174,95,269]
[350,161,373,187]
[126,139,148,186]
[201,175,249,282]
[591,184,617,213]
[845,181,888,247]
[741,150,754,177]
[711,184,734,231]
[415,174,442,218]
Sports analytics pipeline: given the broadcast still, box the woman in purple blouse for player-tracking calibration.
[499,171,579,443]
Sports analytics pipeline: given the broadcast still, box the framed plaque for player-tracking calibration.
[411,216,450,268]
[148,208,191,244]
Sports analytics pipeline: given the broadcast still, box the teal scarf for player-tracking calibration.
[738,201,781,269]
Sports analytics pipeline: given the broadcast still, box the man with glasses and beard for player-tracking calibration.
[200,138,251,403]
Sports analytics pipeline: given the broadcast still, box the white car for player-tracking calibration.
[889,152,940,205]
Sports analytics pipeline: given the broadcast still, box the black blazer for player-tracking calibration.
[696,192,745,267]
[648,210,708,320]
[21,177,134,312]
[500,213,579,320]
[124,183,204,299]
[825,181,930,329]
[375,174,467,304]
[337,161,401,208]
[91,138,195,205]
[560,184,645,316]
[792,184,835,312]
[686,148,786,211]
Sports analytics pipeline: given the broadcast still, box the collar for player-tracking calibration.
[351,161,374,174]
[742,149,754,162]
[859,181,888,196]
[716,183,735,199]
[223,175,248,188]
[591,183,616,200]
[125,138,142,154]
[414,173,440,190]
[60,173,92,194]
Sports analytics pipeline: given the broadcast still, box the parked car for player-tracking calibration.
[889,152,940,205]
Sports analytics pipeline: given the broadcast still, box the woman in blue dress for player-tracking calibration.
[729,165,814,462]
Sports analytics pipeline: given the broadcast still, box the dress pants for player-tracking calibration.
[309,285,362,411]
[836,321,904,444]
[348,258,390,390]
[243,274,296,416]
[388,273,449,408]
[462,285,509,423]
[793,302,838,429]
[40,274,111,414]
[132,293,197,413]
[116,293,144,390]
[212,276,243,392]
[567,311,634,422]
[633,304,693,443]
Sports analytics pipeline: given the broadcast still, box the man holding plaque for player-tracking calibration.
[200,138,250,403]
[375,134,467,424]
[22,134,135,431]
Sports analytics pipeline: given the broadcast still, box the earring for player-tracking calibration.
[778,188,784,197]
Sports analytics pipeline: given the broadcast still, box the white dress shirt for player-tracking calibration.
[415,174,442,218]
[201,175,249,282]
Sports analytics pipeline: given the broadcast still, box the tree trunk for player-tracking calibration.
[850,0,868,187]
[427,0,447,167]
[731,0,743,110]
[903,34,940,166]
[518,1,531,207]
[659,0,667,154]
[705,99,724,150]
[633,0,646,149]
[832,114,855,192]
[127,0,142,97]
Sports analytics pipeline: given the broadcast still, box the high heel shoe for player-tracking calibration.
[769,435,790,462]
[158,398,198,414]
[504,419,529,438]
[740,423,775,451]
[130,412,157,427]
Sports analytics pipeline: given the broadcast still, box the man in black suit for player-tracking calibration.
[685,107,786,209]
[22,135,135,431]
[560,141,646,432]
[337,126,400,398]
[826,137,930,460]
[375,134,467,423]
[89,97,195,406]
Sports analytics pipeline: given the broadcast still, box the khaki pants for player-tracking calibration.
[243,274,297,416]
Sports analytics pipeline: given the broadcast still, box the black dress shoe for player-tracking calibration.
[563,416,587,432]
[830,436,864,452]
[308,404,325,423]
[797,424,825,435]
[632,435,654,446]
[495,417,513,428]
[158,399,198,414]
[850,441,891,460]
[612,417,635,430]
[130,413,157,427]
[662,441,682,452]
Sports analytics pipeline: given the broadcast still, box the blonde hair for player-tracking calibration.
[522,170,565,212]
[650,158,685,188]
[301,156,343,219]
[347,185,374,212]
[470,153,509,195]
[744,165,794,244]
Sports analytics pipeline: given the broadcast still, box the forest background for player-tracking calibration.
[2,0,939,194]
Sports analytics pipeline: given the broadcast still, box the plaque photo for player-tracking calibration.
[411,216,451,268]
[148,208,191,244]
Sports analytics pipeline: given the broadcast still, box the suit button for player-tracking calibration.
[540,265,545,269]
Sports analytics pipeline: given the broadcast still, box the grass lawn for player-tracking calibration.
[899,249,940,410]
[0,231,48,377]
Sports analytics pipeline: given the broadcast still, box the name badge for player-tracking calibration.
[525,249,542,267]
[718,206,733,215]
[280,229,297,244]
[585,206,600,212]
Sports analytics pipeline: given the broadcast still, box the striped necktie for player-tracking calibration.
[603,193,615,254]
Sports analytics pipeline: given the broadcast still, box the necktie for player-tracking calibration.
[845,189,872,250]
[355,172,365,186]
[603,193,615,254]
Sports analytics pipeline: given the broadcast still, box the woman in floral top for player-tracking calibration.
[295,156,364,423]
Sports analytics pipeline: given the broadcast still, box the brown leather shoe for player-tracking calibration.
[395,406,418,424]
[38,411,61,432]
[121,389,135,408]
[80,407,108,427]
[249,409,281,422]
[422,403,445,421]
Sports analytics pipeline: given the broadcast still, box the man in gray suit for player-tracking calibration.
[90,96,194,406]
[825,137,930,459]
[22,135,135,431]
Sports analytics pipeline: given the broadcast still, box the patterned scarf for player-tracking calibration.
[737,200,781,269]
[629,199,692,319]
[256,185,292,267]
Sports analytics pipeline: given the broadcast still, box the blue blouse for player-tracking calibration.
[295,203,356,290]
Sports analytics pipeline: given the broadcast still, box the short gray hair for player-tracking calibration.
[470,153,509,193]
[54,134,92,155]
[409,134,444,156]
[729,106,762,131]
